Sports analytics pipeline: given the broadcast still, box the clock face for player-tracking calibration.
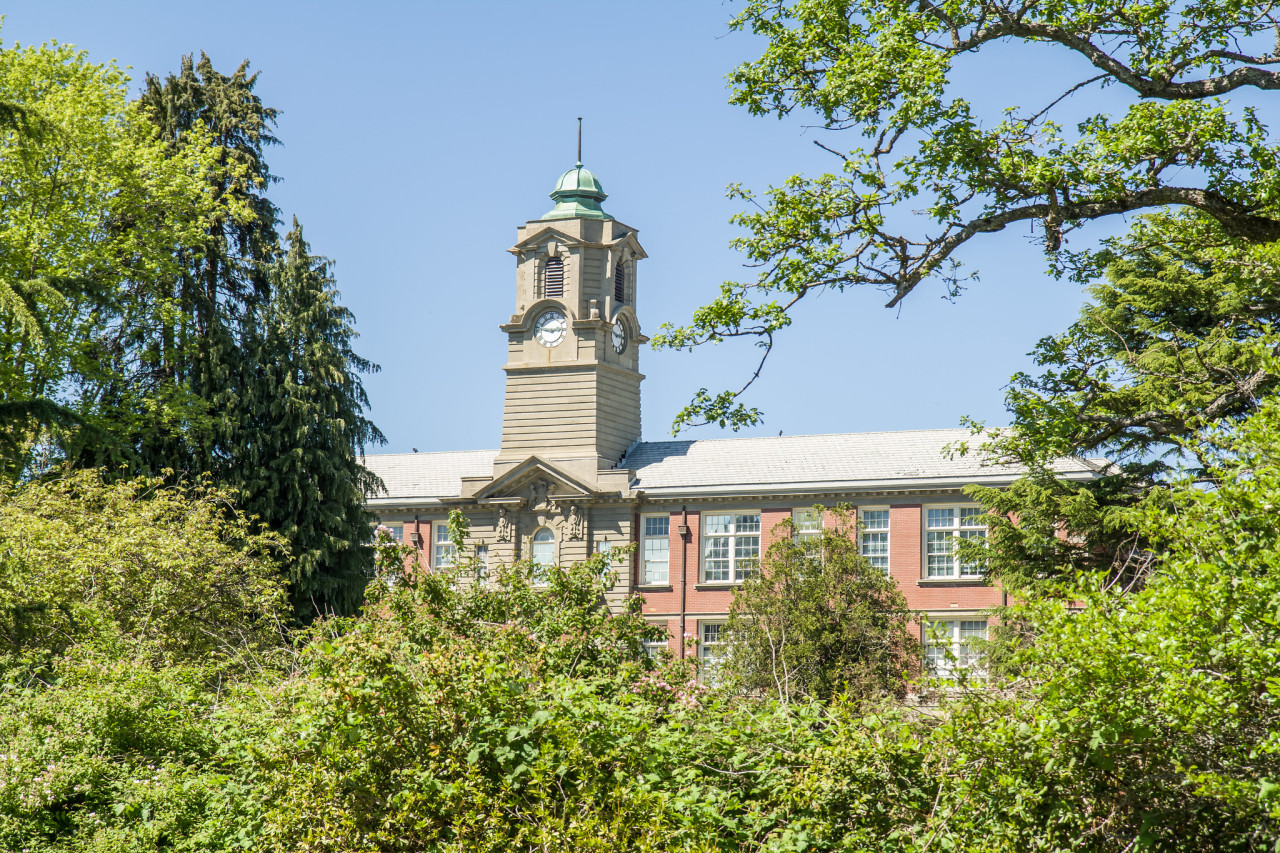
[611,319,627,353]
[534,310,567,347]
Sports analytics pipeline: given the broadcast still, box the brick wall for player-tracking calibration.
[890,503,1002,614]
[760,508,790,553]
[640,500,1005,649]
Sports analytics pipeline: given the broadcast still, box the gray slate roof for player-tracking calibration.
[363,429,1103,504]
[623,429,1100,495]
[364,449,496,502]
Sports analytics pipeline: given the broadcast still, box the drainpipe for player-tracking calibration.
[678,504,689,659]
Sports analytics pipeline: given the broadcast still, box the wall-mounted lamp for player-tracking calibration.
[409,531,424,547]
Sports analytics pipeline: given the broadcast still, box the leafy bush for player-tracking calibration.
[4,450,1280,851]
[721,511,920,702]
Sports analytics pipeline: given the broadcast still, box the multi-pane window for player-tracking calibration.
[860,509,889,574]
[699,622,727,684]
[531,528,555,585]
[702,512,761,582]
[792,508,823,550]
[376,522,403,544]
[641,515,670,585]
[433,522,456,569]
[642,625,669,659]
[925,507,987,577]
[474,545,489,586]
[924,619,988,678]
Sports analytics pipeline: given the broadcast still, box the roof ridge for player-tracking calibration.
[364,448,498,459]
[632,427,975,447]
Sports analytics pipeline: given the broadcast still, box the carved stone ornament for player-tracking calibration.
[496,507,512,543]
[567,504,584,540]
[531,479,550,510]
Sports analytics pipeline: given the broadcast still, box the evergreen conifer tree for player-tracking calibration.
[126,53,281,473]
[233,220,385,619]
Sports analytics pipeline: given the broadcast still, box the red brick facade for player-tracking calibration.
[639,500,1002,656]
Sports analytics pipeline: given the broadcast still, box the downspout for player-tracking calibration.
[414,514,423,575]
[679,504,689,659]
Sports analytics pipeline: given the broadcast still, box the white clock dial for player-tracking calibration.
[534,310,567,347]
[611,319,627,353]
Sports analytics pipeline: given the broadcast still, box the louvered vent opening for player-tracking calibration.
[544,257,564,298]
[614,262,625,303]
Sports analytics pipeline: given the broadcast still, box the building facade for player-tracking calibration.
[363,163,1100,672]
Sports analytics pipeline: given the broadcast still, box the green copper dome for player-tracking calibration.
[541,162,613,220]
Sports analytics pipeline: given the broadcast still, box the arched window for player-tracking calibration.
[531,528,555,584]
[613,261,625,303]
[544,257,564,298]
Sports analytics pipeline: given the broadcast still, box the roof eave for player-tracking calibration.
[634,469,1099,499]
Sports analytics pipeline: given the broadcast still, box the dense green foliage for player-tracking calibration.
[121,52,282,474]
[0,38,228,475]
[0,470,288,675]
[4,423,1280,851]
[654,0,1280,430]
[2,13,1279,852]
[722,511,919,701]
[996,212,1280,475]
[0,39,383,617]
[230,221,384,619]
[958,212,1280,587]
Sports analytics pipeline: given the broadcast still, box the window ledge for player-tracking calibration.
[916,577,988,587]
[635,585,674,593]
[695,582,742,591]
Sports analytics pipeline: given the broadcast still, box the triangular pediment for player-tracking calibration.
[469,455,597,502]
[508,225,647,259]
[610,230,647,260]
[508,225,582,254]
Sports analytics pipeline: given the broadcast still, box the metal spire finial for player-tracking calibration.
[576,117,582,167]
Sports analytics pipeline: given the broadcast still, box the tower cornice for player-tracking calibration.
[509,226,646,257]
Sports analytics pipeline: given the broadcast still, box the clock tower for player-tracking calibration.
[493,162,647,486]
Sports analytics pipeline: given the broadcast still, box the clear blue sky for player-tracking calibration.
[3,1,1097,453]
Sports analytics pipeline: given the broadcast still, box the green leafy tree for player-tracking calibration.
[0,468,291,853]
[124,52,281,473]
[0,468,289,677]
[929,400,1280,850]
[959,211,1280,587]
[0,39,227,478]
[995,212,1280,475]
[655,0,1280,430]
[6,454,1279,850]
[231,220,384,619]
[721,511,920,701]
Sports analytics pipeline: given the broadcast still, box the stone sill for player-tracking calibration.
[915,577,988,587]
[635,585,674,593]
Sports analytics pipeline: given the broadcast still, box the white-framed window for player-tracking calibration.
[792,508,823,550]
[698,621,728,684]
[474,545,489,586]
[702,512,761,583]
[642,623,669,659]
[860,509,890,575]
[925,507,987,578]
[641,515,670,586]
[433,521,456,569]
[531,528,555,585]
[923,619,988,679]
